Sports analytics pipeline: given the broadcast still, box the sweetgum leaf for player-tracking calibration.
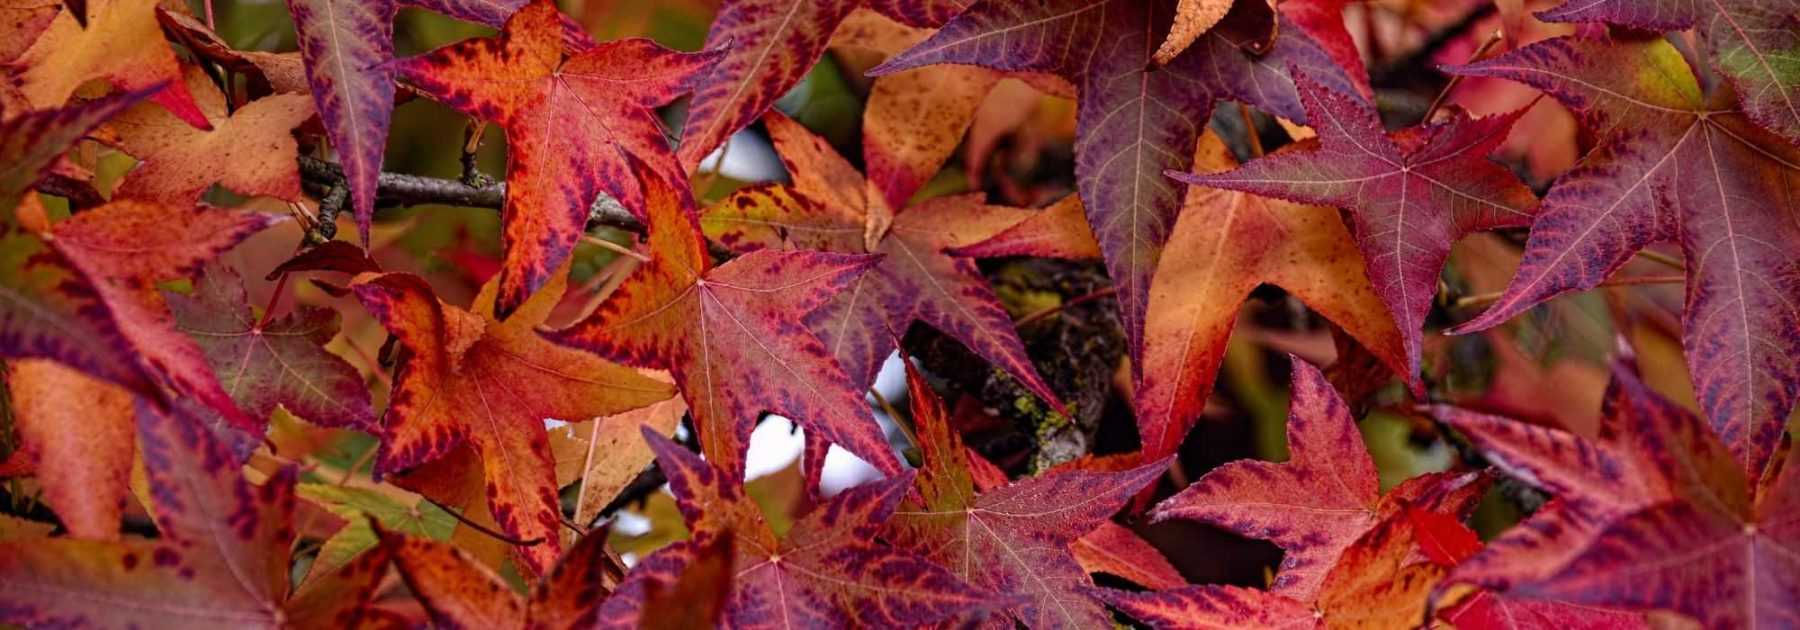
[9,0,208,129]
[284,0,395,244]
[0,86,150,209]
[0,0,58,62]
[951,194,1102,261]
[886,356,1167,627]
[1154,0,1239,65]
[0,400,390,629]
[871,0,1360,373]
[1447,35,1800,478]
[1152,358,1489,600]
[393,0,718,318]
[1438,366,1800,628]
[1138,131,1405,461]
[637,428,993,627]
[388,527,618,629]
[108,67,314,207]
[550,159,900,482]
[47,200,283,430]
[1171,74,1538,384]
[1537,0,1800,145]
[351,259,674,575]
[702,111,1058,408]
[168,265,375,430]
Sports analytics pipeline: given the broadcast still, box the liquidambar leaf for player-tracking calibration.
[352,261,674,575]
[551,160,901,482]
[388,529,617,629]
[9,0,209,129]
[885,356,1168,627]
[3,359,134,541]
[394,0,718,318]
[0,400,391,629]
[871,0,1359,375]
[285,0,395,243]
[1172,74,1537,383]
[108,67,315,206]
[634,428,993,627]
[169,265,375,430]
[1152,358,1489,600]
[1447,36,1800,478]
[702,111,1058,408]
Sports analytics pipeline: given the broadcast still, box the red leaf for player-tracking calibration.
[1447,35,1800,478]
[387,528,617,629]
[871,0,1362,375]
[1152,358,1488,600]
[1408,507,1482,567]
[701,111,1059,408]
[1172,75,1538,383]
[352,262,674,575]
[10,0,210,130]
[394,0,718,318]
[550,160,900,482]
[285,0,396,243]
[887,356,1167,627]
[637,428,994,626]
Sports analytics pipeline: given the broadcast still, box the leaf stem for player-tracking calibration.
[1454,274,1683,309]
[256,271,290,331]
[422,496,545,547]
[1016,286,1119,327]
[1424,29,1503,123]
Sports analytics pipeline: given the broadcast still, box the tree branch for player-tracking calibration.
[296,155,645,234]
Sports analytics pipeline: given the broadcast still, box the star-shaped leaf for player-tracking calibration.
[351,260,675,575]
[168,265,374,430]
[1171,74,1538,381]
[885,356,1167,628]
[702,111,1058,407]
[869,0,1361,377]
[108,68,314,206]
[1151,357,1490,600]
[0,399,392,629]
[1138,131,1406,461]
[632,427,993,627]
[1537,0,1800,145]
[44,200,282,430]
[9,0,209,129]
[1447,35,1800,478]
[394,0,718,318]
[550,160,900,482]
[1444,366,1800,628]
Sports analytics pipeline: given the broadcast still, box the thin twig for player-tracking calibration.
[422,496,545,547]
[1424,29,1504,123]
[296,156,644,234]
[868,387,917,451]
[1017,286,1119,327]
[584,234,651,263]
[1634,248,1685,271]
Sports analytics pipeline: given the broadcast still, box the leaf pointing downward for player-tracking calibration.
[1446,35,1800,478]
[394,0,718,319]
[551,159,900,482]
[285,0,396,244]
[1171,74,1537,383]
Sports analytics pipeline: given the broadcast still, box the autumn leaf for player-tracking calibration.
[1151,358,1489,600]
[951,194,1101,261]
[1171,74,1537,383]
[44,200,284,430]
[0,399,392,629]
[1436,365,1799,628]
[8,0,209,129]
[885,356,1168,627]
[624,427,994,626]
[387,528,622,629]
[871,0,1361,374]
[1154,0,1241,65]
[351,260,674,575]
[0,0,58,62]
[168,265,375,430]
[1537,0,1800,145]
[702,111,1059,407]
[550,159,901,482]
[1071,521,1187,590]
[393,0,718,318]
[107,67,314,206]
[0,87,149,209]
[1137,131,1406,461]
[638,534,734,630]
[281,0,393,244]
[674,0,973,173]
[2,359,135,541]
[1446,35,1800,478]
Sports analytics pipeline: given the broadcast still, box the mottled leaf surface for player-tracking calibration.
[352,263,673,575]
[285,0,395,243]
[108,68,314,205]
[9,0,208,129]
[3,359,134,540]
[872,0,1360,371]
[1449,36,1800,477]
[1174,75,1537,382]
[394,0,717,318]
[551,163,900,482]
[885,357,1167,628]
[388,527,616,630]
[702,111,1057,407]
